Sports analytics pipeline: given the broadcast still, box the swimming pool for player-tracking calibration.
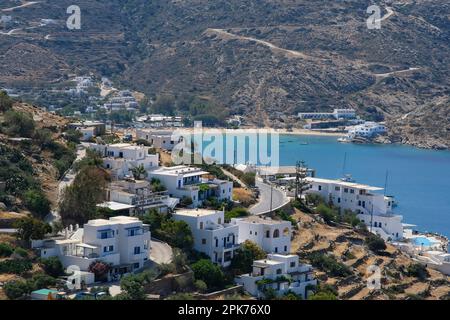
[413,237,436,247]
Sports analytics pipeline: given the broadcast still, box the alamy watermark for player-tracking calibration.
[66,5,81,30]
[367,265,382,290]
[171,121,280,168]
[367,5,382,30]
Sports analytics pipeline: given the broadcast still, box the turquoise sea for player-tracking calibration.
[278,135,450,237]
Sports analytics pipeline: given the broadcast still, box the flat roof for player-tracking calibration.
[253,259,284,266]
[239,216,288,225]
[97,202,135,211]
[174,209,221,217]
[306,177,384,191]
[151,166,209,176]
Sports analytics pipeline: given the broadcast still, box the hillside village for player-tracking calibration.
[1,93,449,301]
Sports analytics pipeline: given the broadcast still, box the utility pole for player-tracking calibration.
[270,182,273,213]
[295,160,308,202]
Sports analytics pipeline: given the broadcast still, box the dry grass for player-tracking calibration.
[232,188,256,207]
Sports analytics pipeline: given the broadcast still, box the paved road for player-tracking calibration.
[150,240,173,265]
[249,179,289,215]
[45,145,87,224]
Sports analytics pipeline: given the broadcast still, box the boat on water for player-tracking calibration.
[337,136,351,143]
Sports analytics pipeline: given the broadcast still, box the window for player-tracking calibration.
[350,189,355,194]
[344,188,348,193]
[250,231,252,235]
[273,229,280,238]
[284,246,288,252]
[276,269,282,275]
[318,185,322,191]
[290,261,296,268]
[266,230,270,238]
[133,263,140,269]
[202,239,206,245]
[335,186,340,191]
[104,245,114,253]
[255,232,257,236]
[275,247,278,253]
[134,246,141,255]
[200,222,204,229]
[338,197,341,203]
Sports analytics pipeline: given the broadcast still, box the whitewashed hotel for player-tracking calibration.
[32,216,151,283]
[88,143,159,180]
[148,165,233,207]
[235,254,316,299]
[305,177,404,240]
[172,209,239,267]
[231,216,292,254]
[98,179,179,215]
[136,129,181,151]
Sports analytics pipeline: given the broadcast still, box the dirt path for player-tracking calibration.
[1,1,41,12]
[207,28,319,60]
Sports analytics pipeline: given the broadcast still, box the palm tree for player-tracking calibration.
[130,164,148,180]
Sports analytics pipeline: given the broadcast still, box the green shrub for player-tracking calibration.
[231,240,266,275]
[191,259,225,290]
[27,273,57,291]
[3,280,31,300]
[194,280,208,293]
[0,259,33,274]
[308,253,351,277]
[4,110,35,137]
[225,207,249,221]
[0,243,14,257]
[0,91,13,112]
[23,189,51,218]
[365,235,387,253]
[40,257,65,277]
[406,263,429,280]
[13,247,29,258]
[315,203,339,223]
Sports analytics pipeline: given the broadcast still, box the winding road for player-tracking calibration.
[249,179,289,215]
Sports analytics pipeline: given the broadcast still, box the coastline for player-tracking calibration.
[163,127,344,137]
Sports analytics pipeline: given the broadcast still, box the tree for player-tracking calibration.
[14,217,52,244]
[225,207,249,222]
[23,189,51,218]
[194,280,208,293]
[241,173,256,187]
[89,261,111,282]
[40,257,65,277]
[231,240,266,275]
[407,263,429,280]
[59,166,109,225]
[295,160,309,202]
[159,220,194,250]
[0,243,14,257]
[120,270,157,300]
[3,280,30,300]
[365,234,387,253]
[4,110,35,137]
[0,90,13,112]
[191,259,225,290]
[130,164,148,180]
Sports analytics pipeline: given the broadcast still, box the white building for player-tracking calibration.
[231,216,292,254]
[347,122,387,138]
[136,129,181,151]
[235,254,316,299]
[136,114,183,128]
[32,216,151,283]
[172,209,240,267]
[298,108,356,120]
[88,143,159,180]
[148,166,233,207]
[305,177,403,240]
[98,179,178,214]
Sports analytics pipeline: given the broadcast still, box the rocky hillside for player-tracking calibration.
[0,0,448,147]
[291,208,450,300]
[0,97,74,222]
